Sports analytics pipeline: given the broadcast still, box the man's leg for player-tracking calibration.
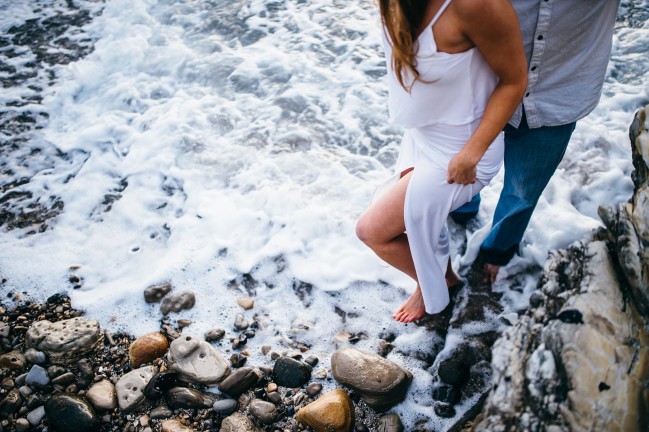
[479,115,576,271]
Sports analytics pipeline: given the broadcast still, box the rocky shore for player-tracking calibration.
[0,289,413,432]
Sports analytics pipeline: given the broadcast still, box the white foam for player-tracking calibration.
[1,1,648,430]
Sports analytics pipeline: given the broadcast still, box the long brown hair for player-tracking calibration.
[379,0,428,91]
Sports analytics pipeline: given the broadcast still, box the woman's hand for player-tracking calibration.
[447,150,478,185]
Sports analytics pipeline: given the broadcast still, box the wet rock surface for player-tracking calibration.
[44,394,99,432]
[25,317,103,365]
[475,106,649,432]
[167,334,230,384]
[331,348,412,411]
[296,389,354,432]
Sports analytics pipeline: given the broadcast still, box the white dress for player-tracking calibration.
[380,0,504,313]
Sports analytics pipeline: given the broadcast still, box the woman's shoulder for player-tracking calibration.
[452,0,509,22]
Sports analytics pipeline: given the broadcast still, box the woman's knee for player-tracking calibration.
[355,213,381,246]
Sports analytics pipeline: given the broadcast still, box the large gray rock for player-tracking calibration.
[25,318,103,365]
[116,366,157,411]
[331,348,412,411]
[475,241,649,431]
[167,334,230,384]
[220,412,262,432]
[599,104,649,319]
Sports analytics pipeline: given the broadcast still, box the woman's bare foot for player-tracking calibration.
[393,262,460,323]
[393,285,426,323]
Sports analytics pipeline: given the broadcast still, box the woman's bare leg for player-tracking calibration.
[356,170,459,323]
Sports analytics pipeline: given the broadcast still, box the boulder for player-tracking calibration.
[331,348,412,411]
[475,241,649,431]
[296,389,354,432]
[167,334,230,384]
[599,104,649,320]
[25,318,103,365]
[115,366,157,411]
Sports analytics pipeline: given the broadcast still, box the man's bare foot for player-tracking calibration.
[483,263,500,284]
[393,285,426,323]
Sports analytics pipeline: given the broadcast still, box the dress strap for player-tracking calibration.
[429,0,453,26]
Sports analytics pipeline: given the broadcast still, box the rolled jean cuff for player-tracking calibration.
[479,244,519,266]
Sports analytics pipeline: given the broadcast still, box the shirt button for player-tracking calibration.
[531,66,537,71]
[525,92,530,97]
[537,35,544,40]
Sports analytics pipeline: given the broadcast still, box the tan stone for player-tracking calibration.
[161,419,192,432]
[86,379,117,411]
[296,389,354,432]
[237,297,255,310]
[129,332,169,368]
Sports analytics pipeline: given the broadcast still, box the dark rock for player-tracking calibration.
[432,383,461,405]
[51,372,76,386]
[160,291,195,315]
[143,282,172,303]
[166,387,209,410]
[218,367,260,397]
[304,355,319,367]
[45,394,99,432]
[143,372,180,400]
[0,389,23,417]
[556,309,584,324]
[212,399,238,415]
[438,359,470,386]
[76,359,94,389]
[249,399,276,424]
[204,328,225,342]
[230,353,247,368]
[273,357,312,388]
[267,392,282,404]
[150,404,173,420]
[306,382,322,397]
[434,402,456,418]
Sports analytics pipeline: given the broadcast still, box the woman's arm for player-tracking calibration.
[447,0,527,185]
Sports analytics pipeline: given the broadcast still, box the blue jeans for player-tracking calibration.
[451,112,576,265]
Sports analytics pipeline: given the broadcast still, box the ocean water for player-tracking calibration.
[1,0,648,430]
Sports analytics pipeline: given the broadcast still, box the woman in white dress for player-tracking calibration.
[356,0,527,323]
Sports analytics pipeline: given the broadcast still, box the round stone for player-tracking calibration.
[249,399,277,424]
[306,382,322,397]
[272,357,311,388]
[44,394,99,432]
[296,389,354,432]
[129,332,169,368]
[86,380,117,411]
[237,297,255,310]
[212,399,238,415]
